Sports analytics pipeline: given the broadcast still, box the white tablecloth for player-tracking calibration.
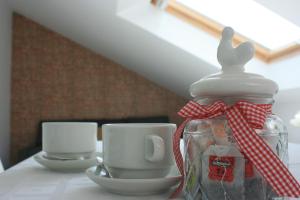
[0,142,299,200]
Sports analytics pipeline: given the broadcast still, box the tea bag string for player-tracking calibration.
[215,156,233,200]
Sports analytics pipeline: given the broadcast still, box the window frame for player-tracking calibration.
[154,0,300,62]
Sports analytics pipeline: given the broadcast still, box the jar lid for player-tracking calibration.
[190,27,278,98]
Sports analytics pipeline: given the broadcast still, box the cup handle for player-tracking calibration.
[145,135,165,162]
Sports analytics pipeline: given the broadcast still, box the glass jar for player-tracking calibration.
[183,96,288,200]
[178,27,295,200]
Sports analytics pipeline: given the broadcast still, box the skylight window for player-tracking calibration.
[156,0,300,62]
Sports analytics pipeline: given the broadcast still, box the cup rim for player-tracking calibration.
[42,122,98,126]
[102,123,176,128]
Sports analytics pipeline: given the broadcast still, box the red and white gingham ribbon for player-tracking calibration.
[170,100,300,198]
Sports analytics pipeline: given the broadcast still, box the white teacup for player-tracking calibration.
[42,122,97,159]
[102,123,176,179]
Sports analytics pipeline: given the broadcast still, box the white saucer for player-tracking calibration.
[86,165,181,196]
[34,152,102,172]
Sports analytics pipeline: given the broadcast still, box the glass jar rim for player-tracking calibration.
[194,95,274,105]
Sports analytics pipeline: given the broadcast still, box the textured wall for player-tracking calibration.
[10,14,187,164]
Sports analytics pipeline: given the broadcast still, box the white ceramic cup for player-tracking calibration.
[102,123,176,179]
[42,122,97,159]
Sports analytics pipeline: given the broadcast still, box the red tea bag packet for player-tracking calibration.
[202,145,245,200]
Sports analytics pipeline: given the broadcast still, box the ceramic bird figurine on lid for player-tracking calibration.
[217,27,254,73]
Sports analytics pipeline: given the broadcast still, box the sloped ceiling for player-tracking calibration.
[8,0,300,100]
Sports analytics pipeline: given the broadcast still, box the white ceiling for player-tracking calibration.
[8,0,300,101]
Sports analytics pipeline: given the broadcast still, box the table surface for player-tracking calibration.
[0,142,299,200]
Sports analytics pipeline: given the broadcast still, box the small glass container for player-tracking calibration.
[183,27,288,200]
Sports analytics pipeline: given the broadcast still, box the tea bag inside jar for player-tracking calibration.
[244,157,267,200]
[184,120,214,199]
[211,118,235,145]
[202,145,245,200]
